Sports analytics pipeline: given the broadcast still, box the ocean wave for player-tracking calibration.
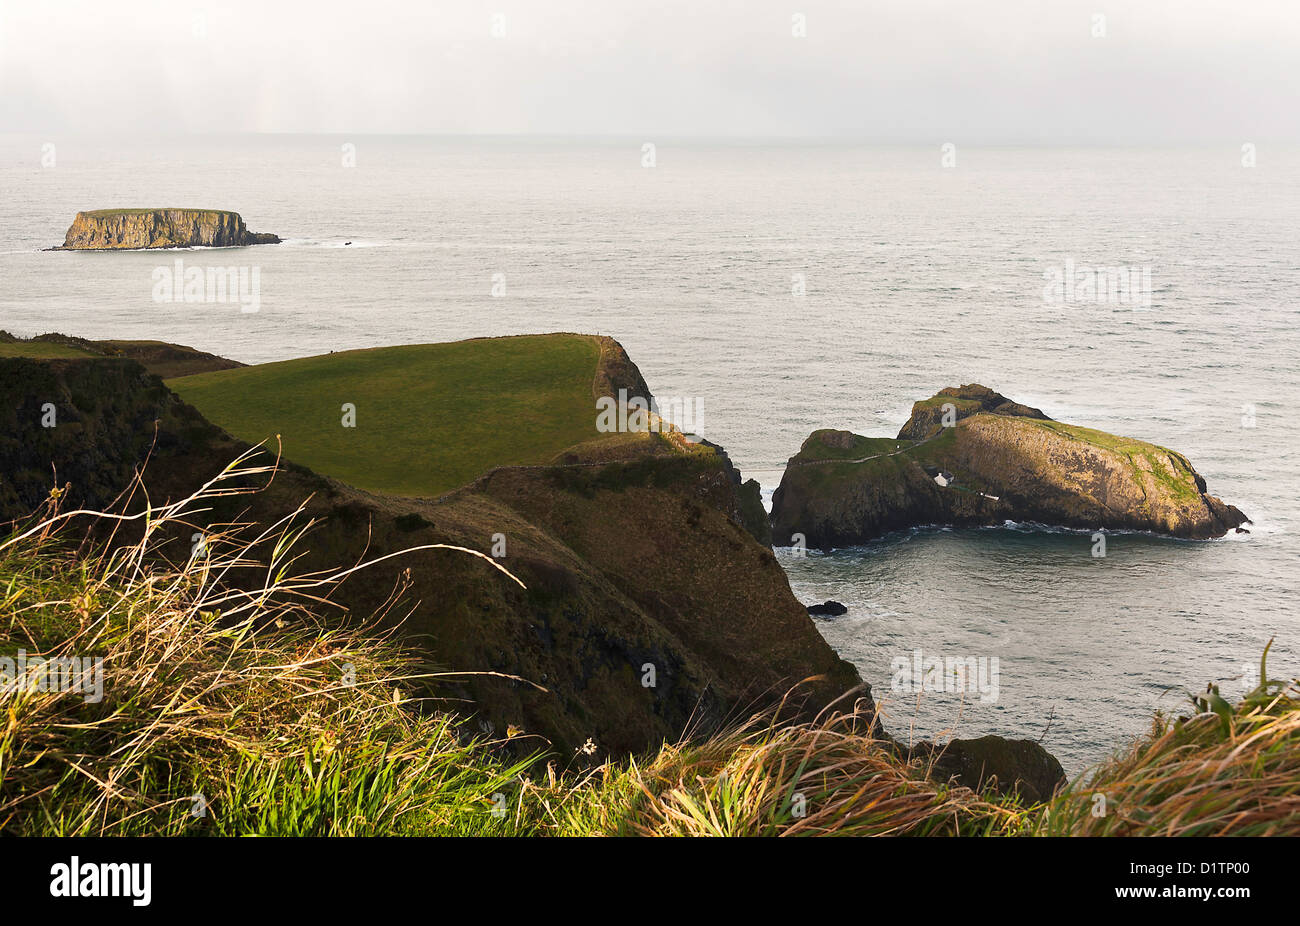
[278,238,389,249]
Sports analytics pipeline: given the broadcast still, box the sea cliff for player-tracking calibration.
[56,208,279,249]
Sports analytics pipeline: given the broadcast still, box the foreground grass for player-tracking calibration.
[169,334,605,497]
[1043,645,1300,836]
[3,470,1296,835]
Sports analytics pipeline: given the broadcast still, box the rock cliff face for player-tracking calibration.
[56,209,279,249]
[771,385,1249,548]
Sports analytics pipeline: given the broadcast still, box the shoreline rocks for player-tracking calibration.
[54,209,280,250]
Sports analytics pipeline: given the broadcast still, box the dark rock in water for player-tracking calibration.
[806,600,848,617]
[913,735,1067,805]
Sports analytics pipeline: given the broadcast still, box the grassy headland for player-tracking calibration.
[0,332,243,377]
[0,341,98,360]
[169,334,607,497]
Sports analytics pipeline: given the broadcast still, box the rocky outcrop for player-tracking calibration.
[771,385,1249,547]
[698,439,771,545]
[55,209,279,250]
[0,343,862,759]
[897,384,1050,441]
[912,735,1067,804]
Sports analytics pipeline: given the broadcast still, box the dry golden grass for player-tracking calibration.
[4,453,1295,837]
[1042,652,1300,836]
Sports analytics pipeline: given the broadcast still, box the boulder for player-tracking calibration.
[913,735,1067,805]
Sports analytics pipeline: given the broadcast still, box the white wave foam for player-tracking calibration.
[278,238,388,249]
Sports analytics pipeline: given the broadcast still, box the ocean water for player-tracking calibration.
[3,134,1297,773]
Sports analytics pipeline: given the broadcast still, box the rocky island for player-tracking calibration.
[771,384,1249,548]
[54,208,280,250]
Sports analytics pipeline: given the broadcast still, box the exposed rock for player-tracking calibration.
[897,384,1050,441]
[771,385,1249,547]
[55,209,279,250]
[589,335,653,407]
[698,439,772,546]
[818,429,859,450]
[806,600,848,617]
[912,735,1067,805]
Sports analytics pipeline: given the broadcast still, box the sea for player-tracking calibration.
[3,134,1296,774]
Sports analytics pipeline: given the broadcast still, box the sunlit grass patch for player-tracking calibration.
[169,334,606,497]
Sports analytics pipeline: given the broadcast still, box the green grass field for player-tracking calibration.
[0,341,97,359]
[169,334,605,497]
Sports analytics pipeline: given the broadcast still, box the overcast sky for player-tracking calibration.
[2,0,1297,141]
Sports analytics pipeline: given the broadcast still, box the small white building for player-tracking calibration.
[934,471,954,487]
